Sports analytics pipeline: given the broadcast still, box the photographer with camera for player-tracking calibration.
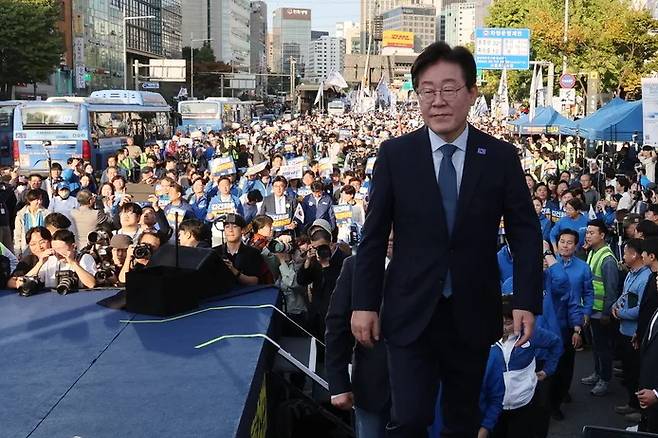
[8,227,51,293]
[25,229,97,291]
[118,231,163,284]
[297,219,349,340]
[213,213,266,286]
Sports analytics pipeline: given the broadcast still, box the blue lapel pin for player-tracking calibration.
[477,147,487,155]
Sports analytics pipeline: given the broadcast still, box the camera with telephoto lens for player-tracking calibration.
[88,230,111,245]
[18,276,43,297]
[315,244,332,261]
[55,270,79,295]
[133,243,153,260]
[267,238,295,254]
[95,260,116,283]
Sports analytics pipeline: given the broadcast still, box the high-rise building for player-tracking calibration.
[308,36,346,80]
[382,4,436,53]
[336,21,361,54]
[443,1,475,47]
[250,1,267,94]
[181,0,251,70]
[272,8,312,75]
[312,30,330,40]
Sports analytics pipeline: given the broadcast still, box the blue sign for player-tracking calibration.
[474,28,530,70]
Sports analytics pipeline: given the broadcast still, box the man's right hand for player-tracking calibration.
[330,392,354,411]
[351,310,380,348]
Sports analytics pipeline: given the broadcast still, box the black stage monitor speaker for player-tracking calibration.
[126,245,236,316]
[582,426,658,437]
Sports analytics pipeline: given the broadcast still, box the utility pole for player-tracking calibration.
[563,0,569,73]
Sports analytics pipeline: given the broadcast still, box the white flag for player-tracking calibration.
[294,203,305,223]
[325,71,349,89]
[497,68,509,121]
[536,68,545,108]
[314,82,324,106]
[529,64,538,122]
[588,204,597,220]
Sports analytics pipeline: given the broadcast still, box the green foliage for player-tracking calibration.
[182,45,232,98]
[486,0,658,98]
[0,0,64,98]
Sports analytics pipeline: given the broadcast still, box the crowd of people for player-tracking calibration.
[2,97,658,437]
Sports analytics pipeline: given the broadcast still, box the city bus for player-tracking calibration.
[13,90,172,172]
[86,90,172,168]
[177,97,254,133]
[0,101,24,167]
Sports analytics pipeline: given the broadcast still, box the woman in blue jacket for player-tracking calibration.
[533,197,552,243]
[550,198,589,252]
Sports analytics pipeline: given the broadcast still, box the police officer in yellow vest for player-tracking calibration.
[581,219,620,396]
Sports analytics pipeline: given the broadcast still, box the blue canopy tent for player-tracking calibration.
[507,106,577,135]
[572,100,643,142]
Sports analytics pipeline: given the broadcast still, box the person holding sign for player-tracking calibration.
[260,176,298,233]
[207,176,244,222]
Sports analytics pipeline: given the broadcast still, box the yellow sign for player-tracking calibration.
[382,30,414,49]
[250,376,267,438]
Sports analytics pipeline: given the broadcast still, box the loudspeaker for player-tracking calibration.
[126,245,236,316]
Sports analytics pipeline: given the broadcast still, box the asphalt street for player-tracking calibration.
[548,349,636,438]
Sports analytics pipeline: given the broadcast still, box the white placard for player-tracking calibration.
[642,78,658,146]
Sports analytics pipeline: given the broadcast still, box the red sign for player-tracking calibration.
[559,74,576,89]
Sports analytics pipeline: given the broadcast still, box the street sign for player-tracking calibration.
[474,28,530,70]
[229,74,256,90]
[559,73,576,89]
[149,59,186,82]
[141,81,160,90]
[559,88,576,105]
[75,64,86,89]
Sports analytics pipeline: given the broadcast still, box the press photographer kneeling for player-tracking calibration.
[23,229,97,293]
[118,231,163,284]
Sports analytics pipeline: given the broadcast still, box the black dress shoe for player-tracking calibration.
[552,409,565,421]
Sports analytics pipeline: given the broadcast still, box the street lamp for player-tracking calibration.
[190,33,213,98]
[123,12,156,90]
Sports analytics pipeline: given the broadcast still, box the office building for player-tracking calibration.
[382,4,436,53]
[272,8,312,75]
[312,30,329,40]
[181,0,251,70]
[308,36,346,80]
[251,1,268,94]
[266,32,274,71]
[443,1,475,47]
[336,21,361,54]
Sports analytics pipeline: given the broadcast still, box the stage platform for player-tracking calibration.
[0,286,280,438]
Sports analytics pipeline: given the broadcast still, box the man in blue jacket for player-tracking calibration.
[552,228,594,420]
[300,180,336,232]
[612,238,652,421]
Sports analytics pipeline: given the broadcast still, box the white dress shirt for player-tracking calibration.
[428,124,469,194]
[274,195,286,215]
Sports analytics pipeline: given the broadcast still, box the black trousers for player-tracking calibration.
[619,334,641,408]
[550,337,575,410]
[385,298,489,438]
[533,378,552,438]
[492,402,535,438]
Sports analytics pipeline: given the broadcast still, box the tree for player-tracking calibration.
[486,0,658,99]
[182,45,232,98]
[0,0,64,99]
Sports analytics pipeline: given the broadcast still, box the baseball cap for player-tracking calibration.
[56,182,70,191]
[308,219,332,237]
[110,234,133,249]
[224,213,246,228]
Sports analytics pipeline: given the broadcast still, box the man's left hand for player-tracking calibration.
[636,389,658,409]
[513,309,535,347]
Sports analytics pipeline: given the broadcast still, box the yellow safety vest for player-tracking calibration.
[586,245,616,312]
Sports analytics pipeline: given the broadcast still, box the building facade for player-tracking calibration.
[382,4,436,53]
[272,8,312,75]
[308,36,346,81]
[181,0,250,70]
[250,1,268,95]
[443,1,475,47]
[336,21,361,54]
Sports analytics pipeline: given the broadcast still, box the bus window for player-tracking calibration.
[21,106,79,128]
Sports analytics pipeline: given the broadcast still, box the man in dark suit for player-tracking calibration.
[259,175,298,233]
[637,284,658,432]
[351,42,543,438]
[326,236,392,437]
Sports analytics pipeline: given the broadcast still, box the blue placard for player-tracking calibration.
[474,28,530,70]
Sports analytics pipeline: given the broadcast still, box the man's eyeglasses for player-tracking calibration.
[417,85,466,102]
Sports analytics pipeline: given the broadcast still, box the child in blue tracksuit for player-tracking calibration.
[491,295,562,438]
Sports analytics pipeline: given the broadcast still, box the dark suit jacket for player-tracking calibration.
[352,125,543,348]
[325,256,390,412]
[639,309,658,392]
[259,194,298,221]
[638,272,658,341]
